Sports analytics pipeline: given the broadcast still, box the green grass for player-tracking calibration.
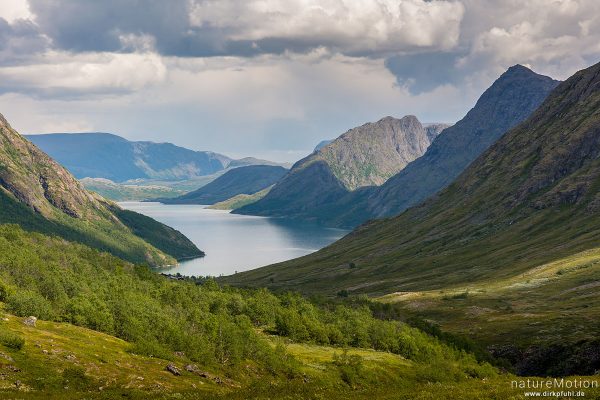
[208,186,272,210]
[81,178,185,201]
[1,313,593,399]
[378,247,600,347]
[0,223,553,399]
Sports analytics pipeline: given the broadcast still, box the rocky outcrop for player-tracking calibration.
[364,65,560,220]
[235,115,440,220]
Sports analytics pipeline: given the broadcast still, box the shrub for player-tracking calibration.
[6,290,54,320]
[0,329,24,350]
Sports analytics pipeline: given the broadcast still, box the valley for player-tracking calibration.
[1,4,599,397]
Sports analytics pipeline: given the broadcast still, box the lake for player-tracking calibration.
[119,202,348,277]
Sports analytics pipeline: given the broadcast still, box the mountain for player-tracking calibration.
[314,139,333,152]
[363,65,560,220]
[26,132,284,182]
[207,185,273,210]
[162,165,287,204]
[235,115,441,220]
[80,177,185,201]
[223,61,600,349]
[238,65,559,228]
[0,114,203,265]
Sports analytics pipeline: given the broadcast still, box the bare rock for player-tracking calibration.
[185,364,198,372]
[165,363,181,376]
[23,316,37,327]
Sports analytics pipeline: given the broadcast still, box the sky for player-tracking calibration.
[0,1,599,162]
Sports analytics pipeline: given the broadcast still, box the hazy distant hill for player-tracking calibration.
[235,115,442,220]
[162,165,287,205]
[0,116,202,265]
[26,132,284,183]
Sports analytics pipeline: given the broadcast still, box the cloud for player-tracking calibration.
[0,51,167,97]
[0,0,32,23]
[189,0,465,56]
[26,0,465,57]
[458,0,600,80]
[1,0,600,162]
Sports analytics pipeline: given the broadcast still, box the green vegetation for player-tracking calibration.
[108,205,204,260]
[0,223,541,399]
[224,62,600,366]
[208,186,272,210]
[0,118,202,266]
[80,178,184,201]
[164,165,286,205]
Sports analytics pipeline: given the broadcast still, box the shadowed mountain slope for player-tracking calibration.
[236,66,558,228]
[0,114,202,265]
[223,61,600,299]
[161,165,287,205]
[235,115,442,221]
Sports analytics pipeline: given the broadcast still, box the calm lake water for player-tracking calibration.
[119,202,348,277]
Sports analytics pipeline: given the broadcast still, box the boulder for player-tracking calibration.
[165,363,181,376]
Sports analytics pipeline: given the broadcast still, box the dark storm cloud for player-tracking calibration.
[26,0,464,57]
[384,52,466,94]
[0,17,48,65]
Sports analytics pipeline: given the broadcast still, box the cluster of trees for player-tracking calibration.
[0,224,493,380]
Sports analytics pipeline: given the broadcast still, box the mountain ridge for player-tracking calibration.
[222,61,600,298]
[235,115,442,220]
[0,115,203,265]
[26,132,284,183]
[237,65,559,228]
[161,165,287,205]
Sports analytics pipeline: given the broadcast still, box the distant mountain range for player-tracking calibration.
[26,132,285,183]
[235,116,447,221]
[161,165,287,205]
[0,116,203,266]
[235,65,558,228]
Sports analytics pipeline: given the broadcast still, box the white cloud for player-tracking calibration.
[0,0,32,23]
[458,0,600,80]
[0,51,167,95]
[189,0,465,55]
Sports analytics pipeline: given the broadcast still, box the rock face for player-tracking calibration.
[26,132,283,183]
[223,60,600,297]
[235,115,440,220]
[317,115,439,190]
[0,115,102,219]
[0,114,202,265]
[364,65,560,220]
[162,165,287,205]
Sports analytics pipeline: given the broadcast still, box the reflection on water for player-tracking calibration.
[119,202,348,277]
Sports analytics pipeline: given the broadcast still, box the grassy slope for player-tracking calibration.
[208,186,272,210]
[81,178,184,201]
[164,165,287,205]
[379,247,600,347]
[0,223,544,399]
[223,62,600,350]
[0,313,553,400]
